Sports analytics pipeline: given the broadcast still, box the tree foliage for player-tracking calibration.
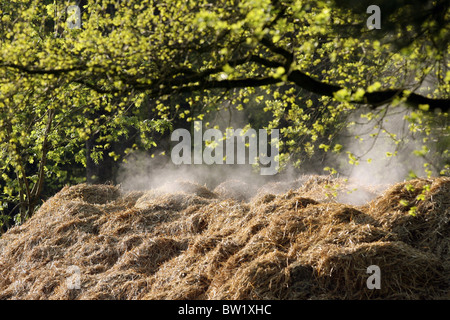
[0,0,448,230]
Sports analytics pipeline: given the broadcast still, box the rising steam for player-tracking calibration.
[116,104,443,206]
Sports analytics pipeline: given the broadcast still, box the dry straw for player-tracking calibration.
[0,176,448,299]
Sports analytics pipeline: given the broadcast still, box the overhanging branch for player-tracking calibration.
[2,54,448,113]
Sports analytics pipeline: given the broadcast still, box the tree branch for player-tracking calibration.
[3,54,448,113]
[1,63,85,75]
[28,109,55,219]
[150,77,282,97]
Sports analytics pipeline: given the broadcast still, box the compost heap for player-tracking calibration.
[0,175,449,300]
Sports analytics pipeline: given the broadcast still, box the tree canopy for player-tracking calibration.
[0,0,449,229]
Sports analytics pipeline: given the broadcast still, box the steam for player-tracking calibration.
[116,151,271,192]
[116,103,441,207]
[329,104,443,205]
[340,106,439,185]
[117,105,280,193]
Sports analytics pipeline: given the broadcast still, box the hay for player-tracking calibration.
[57,184,121,204]
[214,180,256,202]
[304,241,445,299]
[368,177,450,258]
[0,176,449,300]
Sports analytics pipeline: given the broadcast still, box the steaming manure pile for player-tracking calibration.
[0,176,449,299]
